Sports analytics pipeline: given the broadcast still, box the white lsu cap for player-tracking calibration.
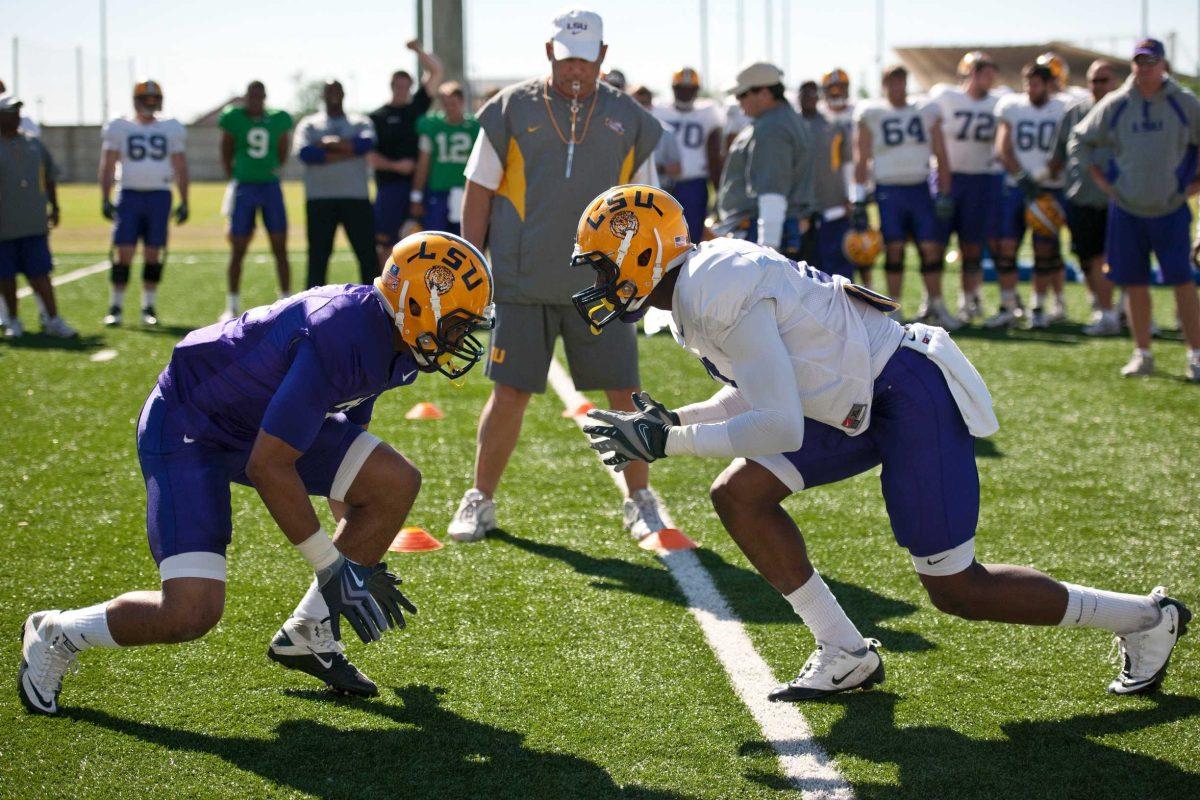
[551,9,603,62]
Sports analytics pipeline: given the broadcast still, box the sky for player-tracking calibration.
[2,0,1197,125]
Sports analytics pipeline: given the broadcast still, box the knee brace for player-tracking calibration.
[961,258,983,275]
[995,255,1018,275]
[920,260,944,274]
[1033,257,1058,275]
[884,260,904,274]
[142,262,164,283]
[110,263,131,285]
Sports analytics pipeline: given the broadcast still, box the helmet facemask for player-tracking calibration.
[410,305,494,380]
[571,228,659,333]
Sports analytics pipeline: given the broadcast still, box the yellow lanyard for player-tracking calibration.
[543,80,598,179]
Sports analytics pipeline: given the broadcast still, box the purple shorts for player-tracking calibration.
[752,346,979,558]
[421,189,460,236]
[136,386,372,566]
[0,235,53,280]
[942,172,1001,245]
[229,181,287,237]
[113,189,172,247]
[1105,202,1194,286]
[373,179,413,240]
[876,183,939,245]
[815,215,854,279]
[673,177,710,241]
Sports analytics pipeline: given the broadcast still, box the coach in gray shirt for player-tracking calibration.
[717,62,814,261]
[295,80,377,286]
[1072,38,1200,380]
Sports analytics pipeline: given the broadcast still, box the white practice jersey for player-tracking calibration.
[101,116,187,191]
[995,93,1066,187]
[930,85,1001,174]
[667,238,905,438]
[654,101,723,181]
[854,99,940,185]
[1056,86,1091,105]
[724,100,750,139]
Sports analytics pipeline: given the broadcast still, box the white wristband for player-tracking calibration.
[296,528,340,573]
[409,190,424,203]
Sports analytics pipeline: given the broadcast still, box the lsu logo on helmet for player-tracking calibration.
[1025,193,1066,238]
[571,185,691,333]
[843,228,883,267]
[374,231,495,379]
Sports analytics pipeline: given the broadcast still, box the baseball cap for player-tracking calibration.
[0,93,23,113]
[1133,38,1165,60]
[550,9,603,62]
[727,62,784,96]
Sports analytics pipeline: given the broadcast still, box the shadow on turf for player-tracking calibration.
[740,691,1200,799]
[65,684,696,799]
[490,529,935,654]
[3,333,107,352]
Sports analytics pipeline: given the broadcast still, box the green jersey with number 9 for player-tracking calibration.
[416,112,481,191]
[219,106,294,183]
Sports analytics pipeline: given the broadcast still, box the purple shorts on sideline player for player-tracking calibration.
[876,183,940,245]
[228,181,288,237]
[816,215,854,279]
[998,184,1064,245]
[751,346,978,558]
[0,235,53,280]
[1105,202,1195,286]
[421,189,460,236]
[113,189,172,247]
[942,172,1000,245]
[373,179,413,241]
[137,385,374,568]
[673,177,709,241]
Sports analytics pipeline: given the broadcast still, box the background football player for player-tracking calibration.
[991,63,1068,329]
[18,232,494,715]
[409,81,481,237]
[572,183,1189,704]
[99,79,189,327]
[818,68,854,124]
[798,80,855,279]
[853,65,956,327]
[930,52,1002,324]
[653,67,724,240]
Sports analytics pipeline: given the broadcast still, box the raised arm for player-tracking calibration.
[407,39,444,91]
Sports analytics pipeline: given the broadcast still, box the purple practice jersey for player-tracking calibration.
[156,284,419,452]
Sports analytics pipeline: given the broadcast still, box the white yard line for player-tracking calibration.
[547,358,854,800]
[16,260,110,299]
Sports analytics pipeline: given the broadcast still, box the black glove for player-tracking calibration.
[174,202,189,224]
[934,192,955,222]
[851,201,869,231]
[365,562,417,630]
[583,393,673,472]
[102,198,116,221]
[1015,171,1040,201]
[317,555,389,644]
[631,390,679,426]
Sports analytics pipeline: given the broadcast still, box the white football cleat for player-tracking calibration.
[956,295,983,325]
[1046,299,1067,324]
[1028,307,1049,329]
[141,306,159,327]
[1188,358,1200,383]
[267,617,378,696]
[983,307,1019,330]
[1120,350,1155,378]
[447,488,496,542]
[102,306,122,327]
[769,638,884,702]
[1107,587,1190,696]
[1083,311,1120,337]
[18,610,80,716]
[40,314,79,339]
[623,488,666,540]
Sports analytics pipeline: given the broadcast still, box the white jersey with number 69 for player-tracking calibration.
[653,102,723,181]
[931,85,1001,175]
[854,99,940,185]
[101,116,187,191]
[995,94,1067,187]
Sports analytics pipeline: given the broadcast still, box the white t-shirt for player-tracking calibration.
[995,93,1067,187]
[723,100,750,140]
[653,101,723,181]
[101,116,186,191]
[930,84,1001,175]
[854,98,941,185]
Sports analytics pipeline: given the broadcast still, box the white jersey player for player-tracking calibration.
[818,68,855,126]
[653,67,723,238]
[99,79,190,328]
[571,183,1190,703]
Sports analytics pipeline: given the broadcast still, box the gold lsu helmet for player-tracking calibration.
[672,67,701,88]
[374,231,495,379]
[133,79,163,99]
[821,68,850,90]
[958,51,995,77]
[1025,193,1066,238]
[571,184,691,333]
[843,228,883,267]
[1037,52,1069,84]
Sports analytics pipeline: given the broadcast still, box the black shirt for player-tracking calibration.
[369,86,432,183]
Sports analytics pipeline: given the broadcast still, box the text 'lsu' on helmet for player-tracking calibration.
[1036,52,1069,84]
[843,227,883,267]
[1025,193,1066,238]
[571,185,691,333]
[374,231,495,380]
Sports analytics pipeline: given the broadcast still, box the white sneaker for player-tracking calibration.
[984,307,1019,330]
[3,318,24,338]
[768,638,884,702]
[102,306,122,327]
[1083,311,1120,337]
[1108,587,1191,695]
[141,306,159,327]
[956,295,983,325]
[40,314,79,338]
[1028,307,1048,329]
[1120,350,1155,378]
[447,488,496,542]
[623,488,666,540]
[1188,359,1200,383]
[1046,299,1067,324]
[18,610,80,715]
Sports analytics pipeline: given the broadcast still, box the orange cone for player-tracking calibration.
[405,402,444,420]
[561,401,596,418]
[389,526,443,552]
[638,528,698,552]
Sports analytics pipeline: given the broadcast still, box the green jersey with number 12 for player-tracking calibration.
[417,112,481,191]
[219,106,293,183]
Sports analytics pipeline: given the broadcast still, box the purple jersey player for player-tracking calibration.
[19,232,495,714]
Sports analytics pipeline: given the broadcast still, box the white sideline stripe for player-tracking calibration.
[16,260,109,299]
[546,358,854,800]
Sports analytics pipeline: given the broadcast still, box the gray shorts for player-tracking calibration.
[484,302,640,394]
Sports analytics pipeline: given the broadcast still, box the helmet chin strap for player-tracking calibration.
[395,280,410,334]
[613,228,635,269]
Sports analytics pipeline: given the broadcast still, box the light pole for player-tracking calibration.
[100,0,109,123]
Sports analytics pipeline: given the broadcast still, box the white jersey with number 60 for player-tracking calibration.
[930,85,1001,175]
[995,94,1067,187]
[854,99,941,185]
[101,116,187,191]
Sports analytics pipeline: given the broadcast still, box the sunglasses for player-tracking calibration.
[1134,56,1162,66]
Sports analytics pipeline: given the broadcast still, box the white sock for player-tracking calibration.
[784,571,865,653]
[1136,347,1153,358]
[291,577,330,622]
[1033,291,1046,311]
[227,292,240,313]
[1188,349,1200,365]
[110,286,126,309]
[58,603,119,650]
[1058,583,1160,635]
[0,296,10,323]
[33,293,49,316]
[142,287,157,308]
